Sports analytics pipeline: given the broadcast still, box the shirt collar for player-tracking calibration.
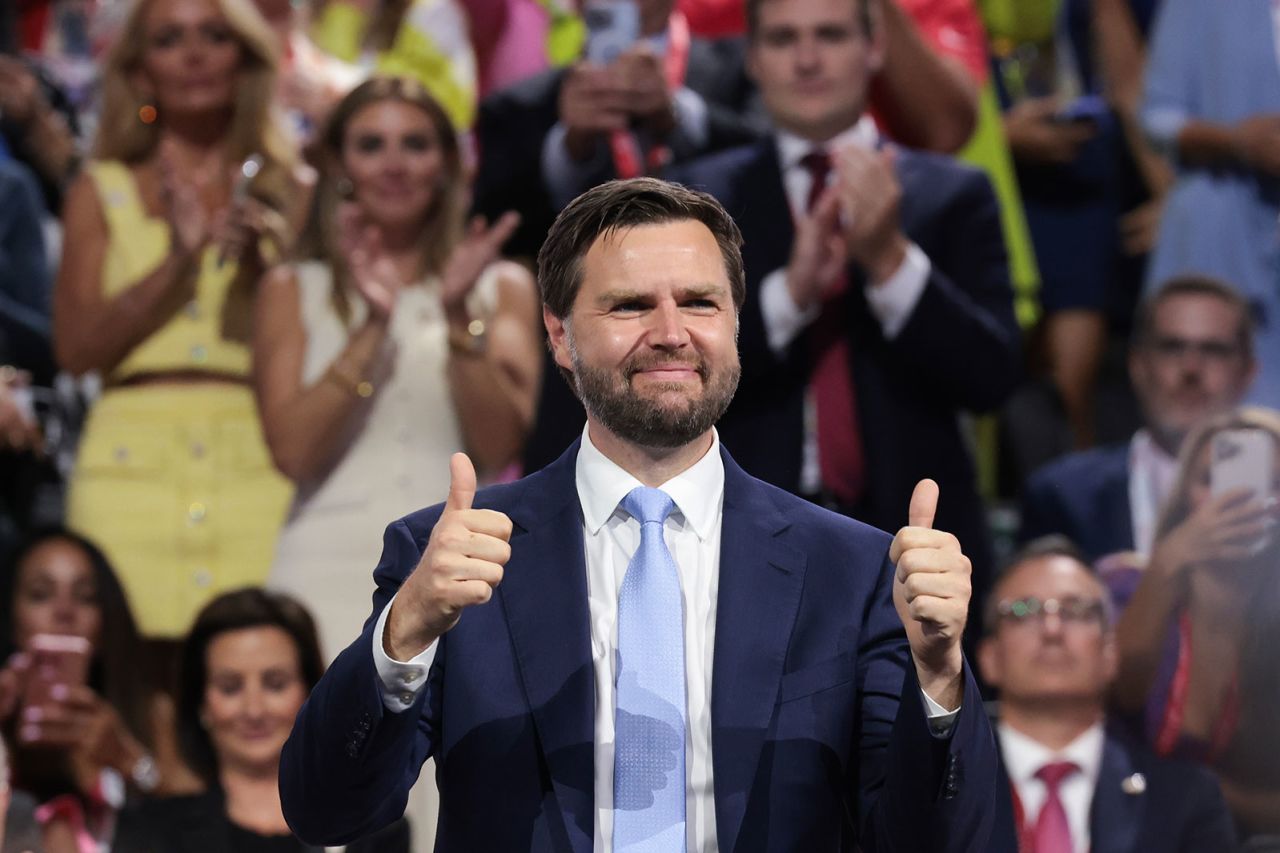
[575,424,725,541]
[998,721,1106,790]
[775,115,879,173]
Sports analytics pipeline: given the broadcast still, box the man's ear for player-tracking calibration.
[865,0,887,76]
[544,306,574,373]
[976,636,1002,690]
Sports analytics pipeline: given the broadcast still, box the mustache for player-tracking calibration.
[625,354,709,380]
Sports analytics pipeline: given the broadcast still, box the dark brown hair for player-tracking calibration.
[0,528,154,800]
[536,177,746,320]
[981,535,1112,634]
[1132,274,1255,357]
[176,588,324,785]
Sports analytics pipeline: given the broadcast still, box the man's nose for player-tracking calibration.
[647,301,691,348]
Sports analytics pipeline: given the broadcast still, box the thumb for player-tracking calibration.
[445,452,477,512]
[908,479,939,529]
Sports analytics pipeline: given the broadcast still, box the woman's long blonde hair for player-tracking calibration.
[296,75,467,323]
[95,0,296,206]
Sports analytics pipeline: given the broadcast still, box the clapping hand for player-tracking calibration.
[440,212,521,323]
[337,203,403,321]
[890,480,971,709]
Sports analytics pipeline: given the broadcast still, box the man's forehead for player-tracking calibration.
[997,555,1101,599]
[1153,293,1242,334]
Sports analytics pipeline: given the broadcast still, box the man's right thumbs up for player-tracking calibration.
[384,453,514,662]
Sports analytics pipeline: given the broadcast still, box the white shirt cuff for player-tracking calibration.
[760,267,821,353]
[920,687,960,736]
[372,592,437,713]
[541,122,608,210]
[863,242,930,340]
[672,86,709,149]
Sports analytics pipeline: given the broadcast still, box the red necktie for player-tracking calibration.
[1033,761,1078,853]
[799,150,864,505]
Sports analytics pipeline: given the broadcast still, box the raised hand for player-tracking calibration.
[383,453,515,660]
[785,184,848,312]
[159,141,213,257]
[889,480,971,708]
[832,143,909,284]
[336,203,402,321]
[439,212,521,322]
[559,62,632,159]
[1150,487,1278,581]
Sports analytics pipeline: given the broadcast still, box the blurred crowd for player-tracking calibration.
[0,0,1277,849]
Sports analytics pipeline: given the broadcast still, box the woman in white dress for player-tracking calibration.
[252,74,541,663]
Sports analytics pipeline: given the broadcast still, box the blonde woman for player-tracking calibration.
[255,76,539,663]
[1113,407,1280,839]
[54,0,301,659]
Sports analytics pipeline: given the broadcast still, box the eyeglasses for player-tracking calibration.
[1145,335,1242,364]
[995,596,1106,628]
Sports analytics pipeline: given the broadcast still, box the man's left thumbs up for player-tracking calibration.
[889,479,970,709]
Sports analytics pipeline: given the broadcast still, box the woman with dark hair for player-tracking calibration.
[115,587,407,851]
[0,528,198,852]
[1113,407,1280,840]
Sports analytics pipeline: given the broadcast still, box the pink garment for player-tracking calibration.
[478,0,552,95]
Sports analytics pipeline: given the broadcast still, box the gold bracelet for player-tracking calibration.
[325,361,374,398]
[447,318,488,357]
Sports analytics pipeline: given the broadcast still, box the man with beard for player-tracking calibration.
[978,537,1235,852]
[1020,277,1257,563]
[279,178,1011,852]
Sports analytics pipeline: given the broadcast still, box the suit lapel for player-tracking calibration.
[711,450,808,853]
[1089,733,1144,853]
[499,444,596,853]
[736,141,795,281]
[1101,449,1135,552]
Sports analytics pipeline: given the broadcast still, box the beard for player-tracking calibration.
[568,341,740,449]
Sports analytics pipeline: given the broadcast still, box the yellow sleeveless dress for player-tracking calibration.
[65,161,292,638]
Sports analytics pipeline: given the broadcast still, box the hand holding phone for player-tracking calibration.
[22,633,91,714]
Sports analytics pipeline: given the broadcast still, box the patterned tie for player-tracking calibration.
[613,487,687,853]
[799,149,865,505]
[1033,761,1078,853]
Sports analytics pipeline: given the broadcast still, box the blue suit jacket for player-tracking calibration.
[281,442,1011,852]
[670,141,1021,594]
[1018,444,1134,562]
[993,726,1235,853]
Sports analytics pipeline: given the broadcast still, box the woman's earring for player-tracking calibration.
[139,103,158,124]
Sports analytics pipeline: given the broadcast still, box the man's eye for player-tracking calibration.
[612,302,646,312]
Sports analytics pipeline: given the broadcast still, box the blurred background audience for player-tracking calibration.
[114,587,409,851]
[53,0,299,681]
[0,0,1275,848]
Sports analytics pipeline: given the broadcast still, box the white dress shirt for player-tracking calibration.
[758,117,932,494]
[371,426,958,851]
[998,722,1105,853]
[1127,429,1180,558]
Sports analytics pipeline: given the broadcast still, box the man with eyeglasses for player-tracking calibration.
[978,536,1234,852]
[1021,275,1257,562]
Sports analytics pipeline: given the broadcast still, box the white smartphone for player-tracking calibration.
[583,0,640,65]
[1211,428,1275,500]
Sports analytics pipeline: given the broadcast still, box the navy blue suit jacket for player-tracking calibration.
[671,141,1021,590]
[281,442,1011,852]
[1019,444,1134,562]
[993,726,1235,853]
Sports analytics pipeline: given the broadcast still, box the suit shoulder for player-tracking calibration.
[895,147,994,206]
[670,143,763,195]
[1027,444,1129,496]
[478,68,562,116]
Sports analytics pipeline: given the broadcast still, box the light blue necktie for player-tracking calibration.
[614,486,687,853]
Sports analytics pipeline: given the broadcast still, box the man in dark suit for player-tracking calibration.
[671,0,1020,616]
[1020,276,1256,562]
[978,537,1235,852]
[280,179,1010,851]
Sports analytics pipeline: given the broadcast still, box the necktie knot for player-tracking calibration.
[799,149,831,213]
[1035,760,1079,792]
[622,486,676,527]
